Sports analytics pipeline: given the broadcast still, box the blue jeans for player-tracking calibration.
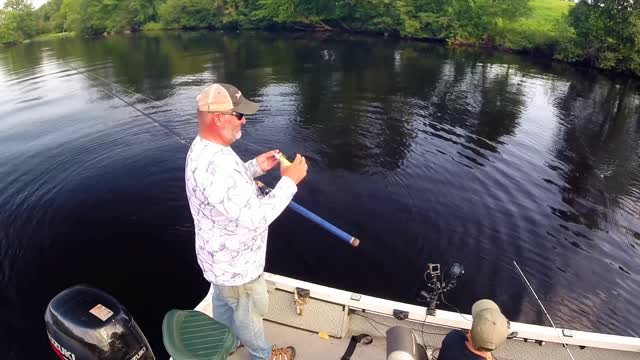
[212,274,272,360]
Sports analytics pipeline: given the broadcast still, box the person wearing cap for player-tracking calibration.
[185,83,308,360]
[436,299,509,360]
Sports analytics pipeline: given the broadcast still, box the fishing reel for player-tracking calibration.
[418,262,464,315]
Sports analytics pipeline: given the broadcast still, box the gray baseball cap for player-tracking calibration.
[470,299,509,351]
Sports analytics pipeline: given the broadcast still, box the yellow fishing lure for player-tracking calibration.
[275,153,292,166]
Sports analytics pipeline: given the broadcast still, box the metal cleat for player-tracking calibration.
[294,287,310,315]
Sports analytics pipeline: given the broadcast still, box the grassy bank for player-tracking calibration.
[501,0,575,51]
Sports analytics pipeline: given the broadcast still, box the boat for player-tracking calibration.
[188,272,640,360]
[44,270,640,360]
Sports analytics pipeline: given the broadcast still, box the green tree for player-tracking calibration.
[74,0,109,35]
[129,0,159,29]
[221,0,260,27]
[561,0,640,75]
[0,0,37,44]
[0,10,13,43]
[159,0,225,29]
[51,0,162,35]
[253,0,302,23]
[36,0,64,33]
[252,0,379,30]
[56,0,82,33]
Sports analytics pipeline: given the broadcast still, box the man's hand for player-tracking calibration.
[256,150,281,173]
[281,154,308,185]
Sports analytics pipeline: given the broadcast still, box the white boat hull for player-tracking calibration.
[191,272,640,359]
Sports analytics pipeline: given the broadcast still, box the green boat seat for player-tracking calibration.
[162,309,237,360]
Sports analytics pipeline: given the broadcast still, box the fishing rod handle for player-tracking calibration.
[255,181,360,247]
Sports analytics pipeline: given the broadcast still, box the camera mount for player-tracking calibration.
[418,262,464,315]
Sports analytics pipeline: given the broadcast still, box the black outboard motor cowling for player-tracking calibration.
[45,285,155,360]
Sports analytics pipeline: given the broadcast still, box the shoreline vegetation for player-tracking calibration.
[27,31,75,42]
[1,0,639,77]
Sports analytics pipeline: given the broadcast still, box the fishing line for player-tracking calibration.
[63,61,361,246]
[65,63,296,170]
[67,63,191,146]
[513,260,576,360]
[66,63,271,156]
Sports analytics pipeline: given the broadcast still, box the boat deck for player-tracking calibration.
[192,274,639,360]
[218,311,638,360]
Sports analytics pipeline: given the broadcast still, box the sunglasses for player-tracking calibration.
[209,111,244,120]
[229,111,244,120]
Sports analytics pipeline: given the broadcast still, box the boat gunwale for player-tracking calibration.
[193,272,640,353]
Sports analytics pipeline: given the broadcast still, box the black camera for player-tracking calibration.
[428,263,440,276]
[449,262,464,278]
[418,262,464,315]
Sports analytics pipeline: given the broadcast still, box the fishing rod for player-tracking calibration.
[513,260,576,360]
[267,154,361,245]
[65,63,360,247]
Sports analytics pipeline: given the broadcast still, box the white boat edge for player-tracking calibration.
[192,272,640,353]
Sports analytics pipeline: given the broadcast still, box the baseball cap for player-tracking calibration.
[470,299,509,351]
[197,83,259,114]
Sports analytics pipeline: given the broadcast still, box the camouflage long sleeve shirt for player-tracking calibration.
[185,136,297,286]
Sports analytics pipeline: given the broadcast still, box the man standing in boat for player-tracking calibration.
[436,299,509,360]
[185,83,307,360]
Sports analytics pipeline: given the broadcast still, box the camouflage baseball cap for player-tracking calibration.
[470,299,509,351]
[196,83,259,114]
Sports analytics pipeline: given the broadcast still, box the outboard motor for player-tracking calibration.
[386,326,427,360]
[45,285,155,360]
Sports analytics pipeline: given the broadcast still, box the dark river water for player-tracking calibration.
[1,31,639,359]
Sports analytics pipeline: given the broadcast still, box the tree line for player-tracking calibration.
[1,0,639,76]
